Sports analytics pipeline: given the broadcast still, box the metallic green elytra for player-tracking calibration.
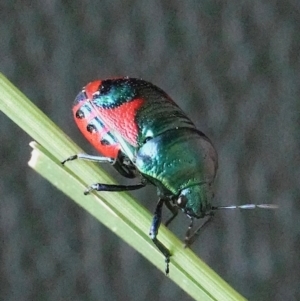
[62,77,218,275]
[135,128,217,217]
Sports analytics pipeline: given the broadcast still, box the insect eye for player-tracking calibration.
[87,124,97,133]
[75,109,85,119]
[176,195,187,208]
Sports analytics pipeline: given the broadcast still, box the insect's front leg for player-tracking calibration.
[184,213,214,248]
[149,198,172,275]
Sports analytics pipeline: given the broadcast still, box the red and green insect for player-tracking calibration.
[62,77,275,274]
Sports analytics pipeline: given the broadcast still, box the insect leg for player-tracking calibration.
[61,154,114,165]
[184,214,214,248]
[149,198,171,275]
[84,182,147,195]
[62,152,136,178]
[164,199,178,227]
[112,153,136,178]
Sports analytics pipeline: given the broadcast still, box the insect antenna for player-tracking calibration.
[185,203,278,247]
[211,203,279,210]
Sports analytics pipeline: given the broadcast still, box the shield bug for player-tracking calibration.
[62,78,277,274]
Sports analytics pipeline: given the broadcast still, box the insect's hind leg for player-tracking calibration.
[61,153,114,165]
[62,152,136,178]
[62,152,145,194]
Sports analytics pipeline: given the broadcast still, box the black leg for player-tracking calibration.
[164,199,178,227]
[62,153,136,178]
[184,214,214,248]
[149,198,172,275]
[84,182,147,195]
[184,218,194,247]
[61,153,114,165]
[113,153,136,178]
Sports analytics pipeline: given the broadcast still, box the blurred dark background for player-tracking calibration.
[0,1,299,300]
